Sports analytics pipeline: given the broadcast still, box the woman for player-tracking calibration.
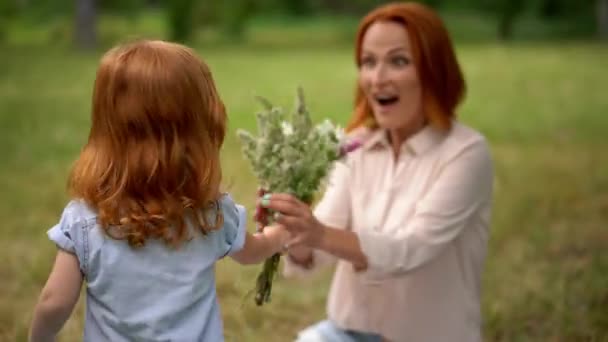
[261,2,494,342]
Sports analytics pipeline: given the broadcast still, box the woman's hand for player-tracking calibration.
[260,193,326,249]
[260,192,368,270]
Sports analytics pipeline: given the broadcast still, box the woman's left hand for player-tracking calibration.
[260,193,325,248]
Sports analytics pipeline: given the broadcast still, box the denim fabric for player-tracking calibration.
[47,194,247,341]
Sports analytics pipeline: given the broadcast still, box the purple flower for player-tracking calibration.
[338,139,363,158]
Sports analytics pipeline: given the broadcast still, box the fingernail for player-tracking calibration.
[262,194,271,200]
[261,198,270,207]
[273,212,281,220]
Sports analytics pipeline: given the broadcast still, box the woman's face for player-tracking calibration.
[359,21,424,137]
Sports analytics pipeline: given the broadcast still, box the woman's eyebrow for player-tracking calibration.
[361,46,409,55]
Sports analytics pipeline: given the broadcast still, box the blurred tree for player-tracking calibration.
[0,0,18,42]
[217,0,256,40]
[497,0,525,40]
[535,0,603,39]
[537,0,596,18]
[192,0,258,41]
[283,0,314,17]
[74,0,97,49]
[599,0,608,39]
[103,0,145,20]
[538,0,562,17]
[5,0,147,48]
[167,0,196,42]
[193,0,220,28]
[311,0,384,15]
[478,0,525,40]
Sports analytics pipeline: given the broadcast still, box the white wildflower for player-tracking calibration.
[334,125,345,142]
[281,121,294,136]
[316,119,335,136]
[235,87,356,307]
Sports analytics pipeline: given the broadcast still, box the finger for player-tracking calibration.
[264,193,300,203]
[261,198,304,217]
[261,193,308,210]
[273,213,303,231]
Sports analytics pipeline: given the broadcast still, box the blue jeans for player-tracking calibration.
[295,320,383,342]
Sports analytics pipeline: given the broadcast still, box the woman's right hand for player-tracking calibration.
[257,193,316,267]
[260,193,327,249]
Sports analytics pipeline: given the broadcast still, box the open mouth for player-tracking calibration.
[375,95,399,106]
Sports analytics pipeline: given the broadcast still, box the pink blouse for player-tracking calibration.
[284,122,494,342]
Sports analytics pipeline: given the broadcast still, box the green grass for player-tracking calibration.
[1,22,607,342]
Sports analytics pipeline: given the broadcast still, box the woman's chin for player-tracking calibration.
[374,117,402,131]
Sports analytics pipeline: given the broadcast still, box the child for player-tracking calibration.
[29,40,289,342]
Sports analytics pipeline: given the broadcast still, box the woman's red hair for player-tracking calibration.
[69,40,227,248]
[347,2,465,132]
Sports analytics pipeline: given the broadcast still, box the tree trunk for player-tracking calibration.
[598,0,608,40]
[498,14,514,40]
[74,0,97,50]
[168,0,195,43]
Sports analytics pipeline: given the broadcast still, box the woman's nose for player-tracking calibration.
[371,64,390,86]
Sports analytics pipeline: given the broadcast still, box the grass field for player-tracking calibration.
[1,17,607,341]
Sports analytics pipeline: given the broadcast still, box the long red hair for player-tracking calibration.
[347,2,465,132]
[69,40,227,248]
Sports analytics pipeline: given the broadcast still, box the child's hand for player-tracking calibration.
[232,225,291,264]
[260,224,291,254]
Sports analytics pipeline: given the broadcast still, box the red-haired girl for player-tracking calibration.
[29,40,289,342]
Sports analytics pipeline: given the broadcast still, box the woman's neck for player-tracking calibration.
[387,120,426,159]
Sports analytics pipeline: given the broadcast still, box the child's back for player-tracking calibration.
[29,40,289,342]
[50,195,244,341]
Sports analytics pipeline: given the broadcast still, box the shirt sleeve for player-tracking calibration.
[47,201,88,274]
[283,160,351,277]
[217,194,248,258]
[357,138,494,276]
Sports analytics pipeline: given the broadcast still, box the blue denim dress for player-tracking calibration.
[47,194,247,341]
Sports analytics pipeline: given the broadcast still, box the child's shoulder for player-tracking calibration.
[59,199,98,226]
[216,193,245,221]
[213,192,247,256]
[217,192,235,207]
[214,193,247,230]
[48,200,98,258]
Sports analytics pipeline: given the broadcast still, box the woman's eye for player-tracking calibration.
[360,57,375,68]
[392,56,410,66]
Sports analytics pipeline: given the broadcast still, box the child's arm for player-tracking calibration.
[230,225,290,265]
[29,249,83,342]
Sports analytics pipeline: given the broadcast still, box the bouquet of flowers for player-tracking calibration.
[236,87,361,306]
